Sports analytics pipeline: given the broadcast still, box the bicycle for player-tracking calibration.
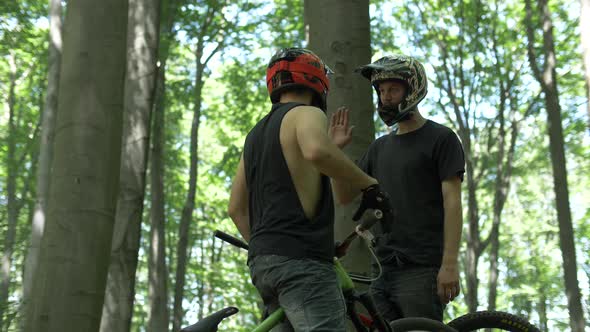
[180,210,541,332]
[180,209,457,332]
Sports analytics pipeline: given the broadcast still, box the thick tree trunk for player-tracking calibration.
[22,0,62,316]
[99,0,160,331]
[581,0,590,130]
[24,0,128,330]
[148,62,170,332]
[0,55,19,332]
[304,0,373,277]
[524,0,585,329]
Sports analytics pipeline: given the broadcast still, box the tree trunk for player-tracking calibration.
[581,0,590,130]
[487,143,516,312]
[172,3,246,327]
[463,160,480,313]
[171,44,204,332]
[0,54,19,332]
[428,14,483,312]
[542,49,586,332]
[524,0,585,329]
[24,0,128,330]
[22,0,62,318]
[538,294,548,332]
[487,87,519,311]
[148,59,170,332]
[539,1,585,330]
[487,84,508,313]
[437,49,481,312]
[304,0,373,277]
[99,0,160,331]
[144,1,184,330]
[197,234,206,320]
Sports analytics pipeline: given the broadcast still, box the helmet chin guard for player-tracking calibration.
[378,105,415,126]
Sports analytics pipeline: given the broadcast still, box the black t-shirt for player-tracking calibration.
[358,120,465,267]
[243,102,335,263]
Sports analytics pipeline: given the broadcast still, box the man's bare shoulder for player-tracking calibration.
[288,105,327,120]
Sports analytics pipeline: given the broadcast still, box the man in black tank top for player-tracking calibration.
[228,48,393,331]
[331,55,465,322]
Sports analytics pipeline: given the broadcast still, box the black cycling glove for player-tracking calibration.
[352,184,393,221]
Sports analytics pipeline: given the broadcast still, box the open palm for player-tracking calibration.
[329,107,354,149]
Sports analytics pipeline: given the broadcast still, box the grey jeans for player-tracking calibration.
[370,264,444,322]
[248,255,346,332]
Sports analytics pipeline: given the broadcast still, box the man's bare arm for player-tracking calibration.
[437,176,463,303]
[331,180,357,205]
[328,107,360,205]
[228,154,250,242]
[294,106,376,191]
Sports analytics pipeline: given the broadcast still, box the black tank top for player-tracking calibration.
[243,102,334,262]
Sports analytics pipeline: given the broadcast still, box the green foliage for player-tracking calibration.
[0,0,48,329]
[2,0,589,330]
[264,0,305,49]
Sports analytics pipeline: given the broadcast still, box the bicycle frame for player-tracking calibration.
[182,211,386,332]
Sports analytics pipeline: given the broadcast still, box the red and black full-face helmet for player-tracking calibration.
[266,48,333,112]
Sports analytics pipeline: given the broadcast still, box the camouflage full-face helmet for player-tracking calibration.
[356,55,428,125]
[266,48,333,112]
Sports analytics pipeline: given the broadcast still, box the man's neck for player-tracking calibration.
[396,110,427,135]
[279,91,312,105]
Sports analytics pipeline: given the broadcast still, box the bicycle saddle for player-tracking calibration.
[180,306,239,332]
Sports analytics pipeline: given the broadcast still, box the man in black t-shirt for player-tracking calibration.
[331,54,465,322]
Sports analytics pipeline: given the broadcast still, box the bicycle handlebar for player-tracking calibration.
[215,208,383,257]
[214,230,249,250]
[357,208,383,231]
[334,208,382,258]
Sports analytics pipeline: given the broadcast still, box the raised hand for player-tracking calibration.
[328,106,354,149]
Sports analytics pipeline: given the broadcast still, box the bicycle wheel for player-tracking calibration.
[389,317,458,331]
[447,311,541,332]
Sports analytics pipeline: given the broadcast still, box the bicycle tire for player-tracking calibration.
[389,317,458,331]
[447,311,541,332]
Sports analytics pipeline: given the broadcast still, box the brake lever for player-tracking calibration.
[335,209,382,258]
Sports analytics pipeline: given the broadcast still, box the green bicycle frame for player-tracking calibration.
[251,309,286,332]
[250,258,354,332]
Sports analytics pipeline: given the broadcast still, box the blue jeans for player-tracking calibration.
[370,264,444,322]
[248,255,346,332]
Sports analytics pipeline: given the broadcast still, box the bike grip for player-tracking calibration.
[214,230,249,250]
[358,209,383,231]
